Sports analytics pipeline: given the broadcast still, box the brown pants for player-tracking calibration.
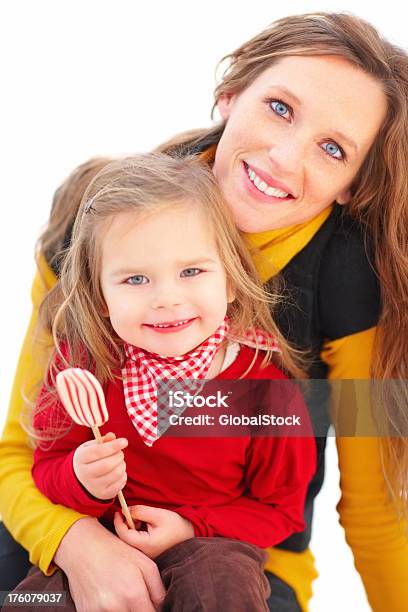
[4,537,271,611]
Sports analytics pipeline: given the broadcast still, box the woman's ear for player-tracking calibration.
[336,187,351,206]
[217,93,236,121]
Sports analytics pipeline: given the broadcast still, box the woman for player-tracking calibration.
[1,12,408,612]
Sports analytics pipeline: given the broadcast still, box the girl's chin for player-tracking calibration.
[127,322,218,357]
[134,338,204,358]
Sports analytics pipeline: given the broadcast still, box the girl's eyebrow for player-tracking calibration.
[110,259,218,277]
[177,258,218,267]
[110,268,144,277]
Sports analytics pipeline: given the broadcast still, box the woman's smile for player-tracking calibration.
[242,161,296,203]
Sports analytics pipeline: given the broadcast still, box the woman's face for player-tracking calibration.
[213,55,387,232]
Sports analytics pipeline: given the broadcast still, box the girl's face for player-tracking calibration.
[100,203,234,357]
[213,55,387,232]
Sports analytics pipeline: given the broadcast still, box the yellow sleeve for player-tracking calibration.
[0,255,87,575]
[323,328,408,612]
[264,547,317,611]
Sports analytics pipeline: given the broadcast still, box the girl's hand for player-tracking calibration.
[73,432,128,500]
[114,505,195,559]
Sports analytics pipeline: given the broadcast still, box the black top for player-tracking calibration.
[269,205,380,551]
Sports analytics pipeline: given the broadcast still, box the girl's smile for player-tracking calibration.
[143,317,198,334]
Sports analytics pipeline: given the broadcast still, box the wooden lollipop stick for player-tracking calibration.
[92,425,136,530]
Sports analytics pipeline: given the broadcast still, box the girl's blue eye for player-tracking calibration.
[126,275,148,285]
[322,142,343,160]
[181,268,201,277]
[270,100,290,119]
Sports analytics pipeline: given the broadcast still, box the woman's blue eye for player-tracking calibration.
[270,100,290,119]
[126,275,148,285]
[322,142,343,160]
[181,268,201,277]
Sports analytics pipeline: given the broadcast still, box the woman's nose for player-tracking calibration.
[267,135,306,176]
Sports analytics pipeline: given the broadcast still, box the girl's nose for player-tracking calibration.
[150,286,184,310]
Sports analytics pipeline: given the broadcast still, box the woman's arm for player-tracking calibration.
[54,516,165,612]
[0,257,166,610]
[0,255,87,574]
[315,213,408,609]
[323,327,408,611]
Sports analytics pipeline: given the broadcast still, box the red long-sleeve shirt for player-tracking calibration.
[32,345,316,548]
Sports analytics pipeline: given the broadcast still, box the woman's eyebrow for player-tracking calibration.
[272,86,302,106]
[330,129,359,153]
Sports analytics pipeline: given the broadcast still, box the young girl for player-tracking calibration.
[25,153,315,610]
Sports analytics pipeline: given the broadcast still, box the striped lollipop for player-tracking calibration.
[56,368,109,432]
[56,367,135,529]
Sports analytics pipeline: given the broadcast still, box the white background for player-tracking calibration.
[1,2,406,610]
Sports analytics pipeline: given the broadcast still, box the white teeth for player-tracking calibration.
[155,320,189,328]
[265,186,286,197]
[246,164,289,198]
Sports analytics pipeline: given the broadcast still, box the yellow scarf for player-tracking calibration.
[244,207,333,283]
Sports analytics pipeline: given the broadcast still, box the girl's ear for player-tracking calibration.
[217,93,236,121]
[227,282,236,304]
[100,301,110,318]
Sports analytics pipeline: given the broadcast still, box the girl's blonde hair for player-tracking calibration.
[40,153,303,401]
[158,12,408,515]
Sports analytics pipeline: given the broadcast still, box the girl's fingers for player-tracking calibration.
[95,460,127,485]
[103,469,127,493]
[101,432,116,442]
[128,505,165,526]
[86,453,126,478]
[114,511,142,530]
[114,512,149,546]
[80,438,128,463]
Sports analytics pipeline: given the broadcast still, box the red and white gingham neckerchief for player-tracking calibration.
[122,318,229,446]
[122,319,280,447]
